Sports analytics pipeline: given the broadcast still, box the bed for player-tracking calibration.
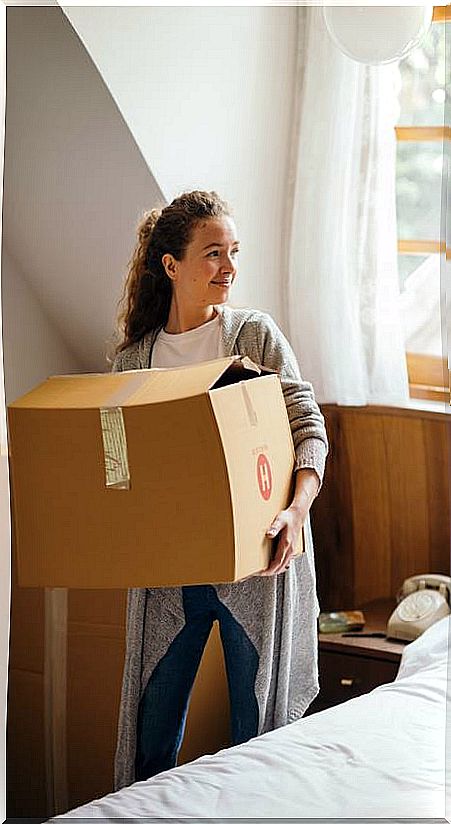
[51,616,449,821]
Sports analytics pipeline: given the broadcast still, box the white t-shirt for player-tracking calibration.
[151,310,224,368]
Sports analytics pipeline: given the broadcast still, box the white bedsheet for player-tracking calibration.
[53,616,449,821]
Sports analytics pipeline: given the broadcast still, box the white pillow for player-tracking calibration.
[396,615,450,680]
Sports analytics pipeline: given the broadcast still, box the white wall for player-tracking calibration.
[2,247,83,405]
[5,6,165,374]
[62,6,298,327]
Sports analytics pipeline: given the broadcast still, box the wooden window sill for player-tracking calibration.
[321,398,450,420]
[409,383,449,404]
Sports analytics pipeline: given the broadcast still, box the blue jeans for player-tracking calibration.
[135,585,259,781]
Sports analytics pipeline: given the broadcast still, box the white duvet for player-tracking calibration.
[53,616,449,821]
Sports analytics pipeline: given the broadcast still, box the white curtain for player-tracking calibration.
[285,7,410,406]
[0,4,10,822]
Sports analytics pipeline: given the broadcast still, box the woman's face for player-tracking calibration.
[162,216,239,308]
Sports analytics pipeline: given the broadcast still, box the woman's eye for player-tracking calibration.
[207,248,239,258]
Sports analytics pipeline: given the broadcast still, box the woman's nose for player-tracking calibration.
[221,255,236,272]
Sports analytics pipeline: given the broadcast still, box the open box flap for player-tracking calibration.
[8,356,271,410]
[209,356,275,390]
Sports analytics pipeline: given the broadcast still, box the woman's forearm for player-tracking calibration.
[289,467,320,514]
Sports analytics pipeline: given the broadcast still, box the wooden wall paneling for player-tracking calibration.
[312,405,450,610]
[382,415,430,593]
[342,411,392,605]
[311,407,356,611]
[422,419,450,574]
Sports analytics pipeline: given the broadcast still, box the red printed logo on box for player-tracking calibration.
[257,454,272,501]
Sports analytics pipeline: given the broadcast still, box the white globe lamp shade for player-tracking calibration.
[323,5,433,65]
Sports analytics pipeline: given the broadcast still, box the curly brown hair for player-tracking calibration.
[109,190,231,359]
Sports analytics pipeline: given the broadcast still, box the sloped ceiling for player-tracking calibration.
[4,6,164,371]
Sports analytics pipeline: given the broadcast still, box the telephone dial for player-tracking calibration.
[386,573,451,642]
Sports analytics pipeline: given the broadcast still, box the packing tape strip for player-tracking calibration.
[99,407,130,490]
[241,381,258,427]
[99,373,148,490]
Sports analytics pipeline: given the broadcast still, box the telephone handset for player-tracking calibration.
[387,573,451,641]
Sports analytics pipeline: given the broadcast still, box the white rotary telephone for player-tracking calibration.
[387,573,451,642]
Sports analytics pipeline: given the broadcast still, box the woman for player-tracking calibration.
[110,190,328,790]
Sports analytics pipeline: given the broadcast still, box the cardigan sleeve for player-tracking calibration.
[252,312,328,488]
[111,351,125,373]
[110,340,142,373]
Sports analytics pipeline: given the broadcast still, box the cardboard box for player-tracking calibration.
[7,356,302,588]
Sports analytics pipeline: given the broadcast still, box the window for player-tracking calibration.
[395,5,449,402]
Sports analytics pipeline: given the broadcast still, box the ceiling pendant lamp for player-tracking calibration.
[323,5,433,65]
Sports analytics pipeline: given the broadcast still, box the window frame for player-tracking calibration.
[396,5,449,403]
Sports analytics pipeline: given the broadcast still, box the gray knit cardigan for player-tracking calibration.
[111,304,328,790]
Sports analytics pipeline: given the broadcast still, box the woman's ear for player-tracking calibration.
[161,253,177,281]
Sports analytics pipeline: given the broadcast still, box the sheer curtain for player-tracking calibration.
[0,4,10,821]
[284,7,409,406]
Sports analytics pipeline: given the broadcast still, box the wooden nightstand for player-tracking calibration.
[305,599,408,715]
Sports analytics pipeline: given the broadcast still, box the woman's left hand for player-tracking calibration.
[259,505,306,576]
[260,468,319,577]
